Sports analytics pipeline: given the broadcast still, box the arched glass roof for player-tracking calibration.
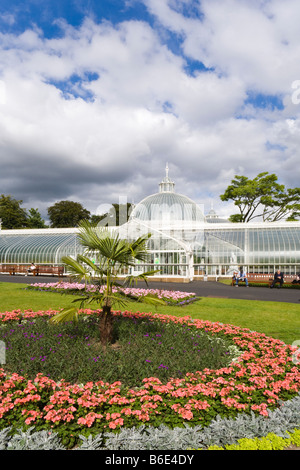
[0,222,299,272]
[203,224,300,265]
[0,229,82,265]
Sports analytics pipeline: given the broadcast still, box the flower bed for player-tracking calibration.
[26,283,197,306]
[1,310,236,386]
[0,308,299,448]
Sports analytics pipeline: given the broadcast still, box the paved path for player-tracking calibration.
[143,280,300,304]
[1,275,300,304]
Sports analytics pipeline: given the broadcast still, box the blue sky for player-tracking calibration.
[0,0,299,220]
[0,0,153,36]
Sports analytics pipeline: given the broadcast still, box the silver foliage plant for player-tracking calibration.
[0,393,299,450]
[0,427,65,451]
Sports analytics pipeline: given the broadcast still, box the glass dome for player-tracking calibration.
[130,192,205,223]
[130,165,204,224]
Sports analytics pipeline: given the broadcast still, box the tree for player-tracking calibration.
[47,200,90,228]
[50,220,163,345]
[220,172,300,222]
[90,214,106,225]
[0,194,28,229]
[27,208,47,228]
[92,203,133,227]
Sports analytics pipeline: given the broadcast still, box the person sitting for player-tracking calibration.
[292,273,300,284]
[234,270,249,287]
[26,262,37,276]
[270,270,284,288]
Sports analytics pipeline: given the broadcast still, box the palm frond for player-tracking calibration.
[77,221,151,266]
[123,269,161,288]
[61,256,92,287]
[77,221,121,258]
[58,222,163,341]
[70,292,105,307]
[138,294,166,307]
[76,220,109,251]
[130,233,152,262]
[114,288,166,307]
[50,307,79,324]
[62,255,89,275]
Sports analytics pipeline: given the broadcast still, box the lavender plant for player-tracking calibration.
[1,314,237,386]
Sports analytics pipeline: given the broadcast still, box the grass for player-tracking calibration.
[0,282,75,312]
[0,281,299,345]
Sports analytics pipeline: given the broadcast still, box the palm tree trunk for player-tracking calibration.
[99,305,114,346]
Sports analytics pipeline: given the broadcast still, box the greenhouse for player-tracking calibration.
[0,229,81,266]
[0,167,299,280]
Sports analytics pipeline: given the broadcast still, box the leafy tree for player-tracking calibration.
[90,214,106,225]
[220,172,300,222]
[27,208,47,228]
[0,194,28,229]
[50,220,163,345]
[110,203,132,225]
[93,203,133,227]
[47,200,90,228]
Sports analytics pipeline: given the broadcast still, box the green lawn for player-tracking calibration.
[0,281,299,345]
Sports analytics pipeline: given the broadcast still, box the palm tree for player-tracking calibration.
[50,220,163,345]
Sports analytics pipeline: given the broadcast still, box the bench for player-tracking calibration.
[0,264,64,277]
[36,266,64,277]
[231,274,299,287]
[0,265,33,275]
[0,265,16,275]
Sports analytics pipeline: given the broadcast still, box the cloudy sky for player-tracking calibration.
[0,0,300,221]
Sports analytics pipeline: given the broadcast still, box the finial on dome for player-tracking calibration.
[159,163,175,193]
[165,162,169,178]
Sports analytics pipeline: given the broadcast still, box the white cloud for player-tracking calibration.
[142,0,300,95]
[0,4,299,221]
[0,13,15,26]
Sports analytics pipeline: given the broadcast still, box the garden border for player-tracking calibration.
[26,282,198,306]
